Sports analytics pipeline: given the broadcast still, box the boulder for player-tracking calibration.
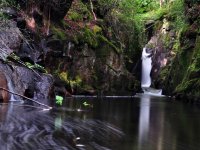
[0,20,22,59]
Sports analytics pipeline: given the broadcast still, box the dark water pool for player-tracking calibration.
[0,94,200,150]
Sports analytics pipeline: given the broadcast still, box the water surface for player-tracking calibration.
[0,94,200,150]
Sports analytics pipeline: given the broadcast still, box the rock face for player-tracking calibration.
[146,0,200,100]
[0,8,57,105]
[163,1,200,100]
[44,30,137,95]
[0,0,140,103]
[144,18,176,89]
[16,0,73,22]
[0,62,53,105]
[41,0,139,95]
[0,20,22,58]
[0,71,10,103]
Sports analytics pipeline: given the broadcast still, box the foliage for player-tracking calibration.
[67,0,92,21]
[97,0,119,16]
[55,95,63,106]
[52,26,67,40]
[25,62,47,73]
[134,0,159,13]
[68,11,83,21]
[0,0,16,7]
[82,27,98,48]
[171,33,200,96]
[6,53,47,73]
[0,0,18,20]
[83,101,90,106]
[119,0,159,17]
[92,25,102,34]
[97,35,121,53]
[59,72,82,89]
[168,0,187,31]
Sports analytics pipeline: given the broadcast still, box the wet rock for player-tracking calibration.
[46,39,64,57]
[0,61,53,104]
[17,42,34,63]
[0,71,10,103]
[0,20,22,57]
[0,0,140,97]
[35,74,54,102]
[13,66,53,103]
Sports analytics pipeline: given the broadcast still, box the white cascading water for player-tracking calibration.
[6,76,22,102]
[141,47,152,88]
[141,47,162,95]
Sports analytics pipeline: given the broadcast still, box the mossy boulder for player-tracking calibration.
[162,4,200,99]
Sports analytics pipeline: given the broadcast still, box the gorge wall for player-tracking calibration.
[1,0,199,100]
[0,0,141,98]
[145,0,200,101]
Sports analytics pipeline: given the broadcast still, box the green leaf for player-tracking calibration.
[83,101,90,106]
[25,62,34,69]
[55,95,63,106]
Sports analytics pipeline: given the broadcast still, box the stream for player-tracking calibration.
[0,95,200,150]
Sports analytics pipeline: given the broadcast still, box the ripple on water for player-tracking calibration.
[0,104,124,150]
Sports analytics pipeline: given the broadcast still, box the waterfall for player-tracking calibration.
[141,47,152,88]
[6,76,22,102]
[141,47,162,95]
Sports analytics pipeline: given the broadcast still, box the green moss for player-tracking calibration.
[135,7,168,22]
[176,78,200,94]
[81,27,98,48]
[59,72,69,83]
[172,36,200,96]
[59,72,82,88]
[92,25,102,34]
[168,0,186,31]
[77,26,120,53]
[97,35,121,54]
[172,41,180,52]
[81,84,94,91]
[68,12,83,21]
[51,26,67,40]
[67,0,92,21]
[0,0,16,7]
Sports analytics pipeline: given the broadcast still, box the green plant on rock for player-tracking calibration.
[6,53,47,73]
[0,0,18,20]
[68,12,83,21]
[59,72,82,89]
[176,78,200,94]
[80,27,98,48]
[55,95,63,106]
[92,25,102,34]
[25,62,47,73]
[97,35,121,54]
[0,0,16,7]
[168,0,188,32]
[51,26,67,40]
[67,0,92,21]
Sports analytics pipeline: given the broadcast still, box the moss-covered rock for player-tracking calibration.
[160,1,200,100]
[67,0,93,22]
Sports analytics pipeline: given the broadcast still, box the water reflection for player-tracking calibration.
[1,96,200,150]
[136,94,200,150]
[138,94,150,149]
[0,102,124,150]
